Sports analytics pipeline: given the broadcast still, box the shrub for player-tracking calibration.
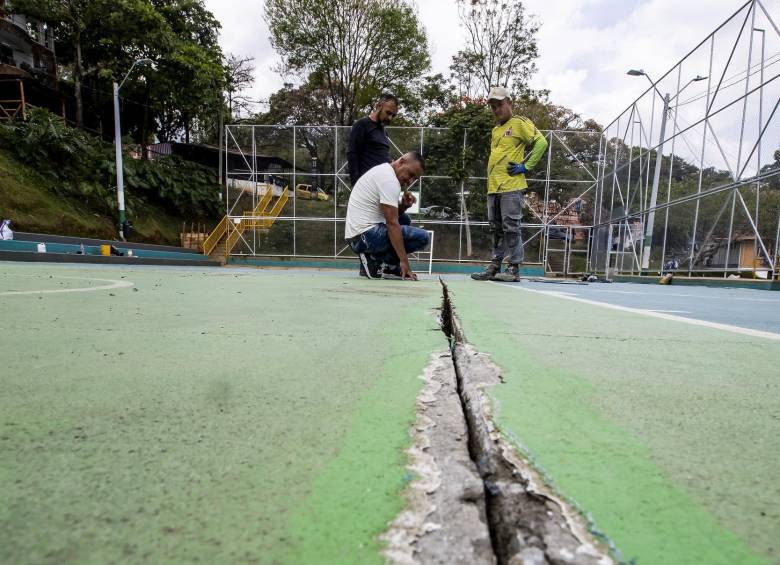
[0,108,220,219]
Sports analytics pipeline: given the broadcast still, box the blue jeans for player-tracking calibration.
[349,215,430,267]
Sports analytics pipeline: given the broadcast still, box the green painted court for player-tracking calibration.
[1,262,778,564]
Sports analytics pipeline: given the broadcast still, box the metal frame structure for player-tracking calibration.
[591,0,780,279]
[223,124,598,267]
[222,0,779,279]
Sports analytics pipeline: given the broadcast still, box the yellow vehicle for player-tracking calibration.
[295,184,329,201]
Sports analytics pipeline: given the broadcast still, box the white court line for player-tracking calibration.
[498,283,780,341]
[0,276,134,296]
[647,310,691,314]
[573,287,780,304]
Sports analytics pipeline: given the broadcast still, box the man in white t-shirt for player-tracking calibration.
[345,152,429,281]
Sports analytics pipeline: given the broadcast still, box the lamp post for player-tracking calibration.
[627,69,707,271]
[114,58,152,240]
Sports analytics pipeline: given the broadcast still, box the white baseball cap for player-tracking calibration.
[487,86,510,101]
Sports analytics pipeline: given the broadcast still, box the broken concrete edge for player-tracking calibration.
[378,351,495,564]
[441,279,616,565]
[474,350,621,562]
[495,425,625,563]
[378,351,445,565]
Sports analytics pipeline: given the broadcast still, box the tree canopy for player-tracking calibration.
[10,0,231,143]
[264,0,430,125]
[452,0,540,99]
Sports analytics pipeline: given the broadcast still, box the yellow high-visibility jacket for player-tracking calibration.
[487,116,548,194]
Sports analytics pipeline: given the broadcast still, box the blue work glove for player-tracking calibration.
[507,161,528,176]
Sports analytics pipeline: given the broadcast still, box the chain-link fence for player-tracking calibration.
[223,124,599,273]
[223,2,780,279]
[591,0,780,279]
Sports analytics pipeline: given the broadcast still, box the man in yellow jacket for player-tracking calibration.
[472,86,548,282]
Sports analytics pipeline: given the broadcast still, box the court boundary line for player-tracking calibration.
[496,283,780,341]
[0,276,134,296]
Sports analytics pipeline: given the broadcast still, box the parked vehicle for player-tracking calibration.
[419,205,460,220]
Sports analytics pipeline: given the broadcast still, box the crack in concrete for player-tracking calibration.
[438,279,613,565]
[383,280,613,565]
[380,352,495,564]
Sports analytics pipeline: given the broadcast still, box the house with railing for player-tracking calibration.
[0,1,63,120]
[526,191,589,241]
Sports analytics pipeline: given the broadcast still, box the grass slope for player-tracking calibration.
[0,149,199,245]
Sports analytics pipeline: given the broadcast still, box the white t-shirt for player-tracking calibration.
[344,163,401,239]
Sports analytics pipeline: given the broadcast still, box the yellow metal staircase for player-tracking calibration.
[202,216,229,256]
[202,186,289,260]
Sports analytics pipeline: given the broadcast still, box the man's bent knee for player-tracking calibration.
[403,226,430,253]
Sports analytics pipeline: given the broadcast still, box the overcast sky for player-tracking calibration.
[202,0,751,126]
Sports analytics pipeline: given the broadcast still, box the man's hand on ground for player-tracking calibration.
[401,261,418,281]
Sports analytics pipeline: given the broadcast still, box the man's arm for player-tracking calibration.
[520,121,549,171]
[347,120,365,186]
[382,203,417,281]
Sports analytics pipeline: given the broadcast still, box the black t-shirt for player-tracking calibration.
[347,116,391,186]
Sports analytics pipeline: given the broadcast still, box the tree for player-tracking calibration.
[264,0,430,125]
[8,0,105,127]
[225,54,257,120]
[452,0,540,99]
[147,0,226,143]
[256,77,335,167]
[10,0,226,143]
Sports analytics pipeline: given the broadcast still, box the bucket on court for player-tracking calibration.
[100,244,111,256]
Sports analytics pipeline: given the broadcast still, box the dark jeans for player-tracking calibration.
[488,191,525,265]
[349,214,430,267]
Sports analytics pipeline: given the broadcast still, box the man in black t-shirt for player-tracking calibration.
[347,93,399,186]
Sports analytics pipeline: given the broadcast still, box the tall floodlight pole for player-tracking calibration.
[642,92,670,271]
[627,70,707,271]
[113,58,152,240]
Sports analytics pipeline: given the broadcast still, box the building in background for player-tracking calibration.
[0,1,63,120]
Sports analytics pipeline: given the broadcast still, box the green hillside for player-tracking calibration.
[0,111,221,246]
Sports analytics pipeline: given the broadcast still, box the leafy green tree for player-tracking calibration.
[10,0,226,143]
[147,0,226,143]
[8,0,107,127]
[264,0,430,125]
[452,0,540,98]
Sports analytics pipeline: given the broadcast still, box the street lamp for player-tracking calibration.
[114,58,153,240]
[627,69,708,271]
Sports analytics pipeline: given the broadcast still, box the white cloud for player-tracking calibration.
[202,0,283,111]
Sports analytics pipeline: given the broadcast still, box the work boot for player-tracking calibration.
[471,261,501,281]
[493,264,520,282]
[358,253,381,279]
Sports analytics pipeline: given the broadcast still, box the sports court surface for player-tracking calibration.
[1,262,778,564]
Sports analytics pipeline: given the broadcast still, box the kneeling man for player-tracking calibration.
[345,152,429,281]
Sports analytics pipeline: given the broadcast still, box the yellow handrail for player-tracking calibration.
[255,185,274,216]
[257,188,289,229]
[226,187,288,255]
[202,215,228,255]
[208,187,275,256]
